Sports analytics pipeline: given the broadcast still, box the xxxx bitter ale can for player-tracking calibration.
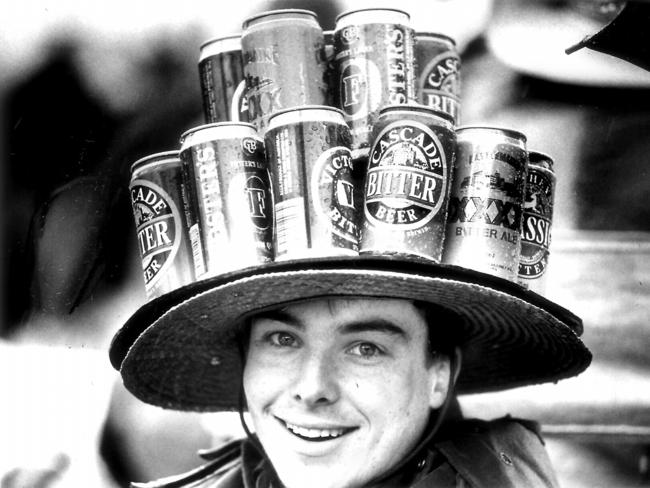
[264,105,359,259]
[442,126,528,281]
[241,9,327,133]
[199,35,249,123]
[360,105,456,261]
[518,151,555,293]
[180,123,273,278]
[333,8,416,159]
[129,151,194,300]
[415,32,461,125]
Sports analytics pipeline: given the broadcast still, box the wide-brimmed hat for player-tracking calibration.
[109,255,591,412]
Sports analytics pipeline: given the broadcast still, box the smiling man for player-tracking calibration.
[111,255,591,488]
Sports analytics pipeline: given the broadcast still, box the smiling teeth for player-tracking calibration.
[285,422,345,439]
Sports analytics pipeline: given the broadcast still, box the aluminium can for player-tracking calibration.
[264,105,359,260]
[442,126,528,281]
[199,35,249,123]
[333,8,416,159]
[518,151,555,293]
[129,151,195,300]
[360,104,456,261]
[241,9,328,133]
[415,32,461,125]
[180,123,273,278]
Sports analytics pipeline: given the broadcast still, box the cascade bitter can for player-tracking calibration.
[241,9,328,133]
[442,126,528,281]
[264,105,359,259]
[333,8,416,159]
[199,35,249,123]
[415,32,461,125]
[180,123,273,278]
[518,150,555,293]
[129,151,195,300]
[360,105,456,261]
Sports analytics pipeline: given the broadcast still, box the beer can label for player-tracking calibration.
[518,164,555,289]
[416,36,460,124]
[361,119,451,259]
[334,20,415,156]
[443,129,527,280]
[130,180,187,297]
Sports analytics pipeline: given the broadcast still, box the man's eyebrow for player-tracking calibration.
[252,309,303,329]
[338,320,408,339]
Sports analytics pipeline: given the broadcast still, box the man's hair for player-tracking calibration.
[413,301,462,360]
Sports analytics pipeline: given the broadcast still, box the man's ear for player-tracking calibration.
[428,355,451,409]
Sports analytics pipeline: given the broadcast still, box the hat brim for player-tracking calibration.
[110,255,591,412]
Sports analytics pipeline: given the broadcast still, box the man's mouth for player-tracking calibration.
[278,418,356,442]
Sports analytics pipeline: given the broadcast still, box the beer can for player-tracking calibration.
[360,104,456,261]
[264,105,359,260]
[129,151,195,300]
[415,32,461,125]
[199,35,249,123]
[241,9,328,133]
[333,8,416,159]
[180,123,273,278]
[518,151,555,293]
[442,126,528,281]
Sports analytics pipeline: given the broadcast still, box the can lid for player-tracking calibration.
[180,122,257,144]
[456,125,528,144]
[335,8,411,25]
[130,150,180,175]
[378,103,455,125]
[528,150,555,169]
[199,35,242,61]
[266,105,347,131]
[243,9,318,30]
[415,32,457,46]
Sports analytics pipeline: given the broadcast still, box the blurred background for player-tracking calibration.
[1,0,649,486]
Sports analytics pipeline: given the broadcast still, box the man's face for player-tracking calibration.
[243,298,450,488]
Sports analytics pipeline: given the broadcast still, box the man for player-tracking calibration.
[109,256,591,487]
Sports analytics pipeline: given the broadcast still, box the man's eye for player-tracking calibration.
[348,342,382,358]
[268,332,298,347]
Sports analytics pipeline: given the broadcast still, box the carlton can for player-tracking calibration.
[241,9,327,133]
[264,105,359,259]
[415,32,460,125]
[129,151,194,300]
[360,105,455,261]
[199,35,249,123]
[518,151,555,293]
[333,8,416,159]
[442,126,528,281]
[180,123,273,278]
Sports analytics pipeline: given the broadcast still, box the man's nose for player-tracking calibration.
[290,350,340,406]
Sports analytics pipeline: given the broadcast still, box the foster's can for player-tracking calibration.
[129,151,194,300]
[518,151,555,293]
[264,105,359,259]
[180,123,273,278]
[333,8,416,159]
[415,32,460,125]
[360,105,456,261]
[241,9,327,133]
[442,126,528,281]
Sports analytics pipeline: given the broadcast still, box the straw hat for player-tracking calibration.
[109,255,591,412]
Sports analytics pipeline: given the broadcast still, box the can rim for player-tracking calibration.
[528,150,555,168]
[335,7,411,24]
[266,105,348,131]
[180,122,257,143]
[378,103,455,125]
[456,125,528,143]
[243,9,318,29]
[199,34,242,56]
[415,32,456,46]
[130,150,180,174]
